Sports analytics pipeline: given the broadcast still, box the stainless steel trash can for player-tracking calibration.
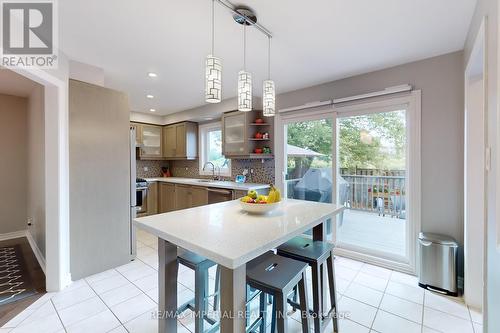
[418,232,458,296]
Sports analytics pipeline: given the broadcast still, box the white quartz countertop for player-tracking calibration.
[144,177,270,191]
[134,199,344,269]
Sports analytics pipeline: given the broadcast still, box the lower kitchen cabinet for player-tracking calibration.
[159,183,176,213]
[191,186,208,207]
[147,182,158,215]
[174,185,191,210]
[174,184,208,209]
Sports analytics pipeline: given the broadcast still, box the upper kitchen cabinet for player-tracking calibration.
[131,122,143,146]
[138,124,163,159]
[163,122,198,160]
[222,110,274,159]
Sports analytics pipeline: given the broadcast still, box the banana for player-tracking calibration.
[268,184,281,203]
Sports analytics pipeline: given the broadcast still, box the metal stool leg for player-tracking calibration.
[276,292,288,333]
[327,252,339,333]
[259,292,268,333]
[298,272,310,333]
[194,267,207,333]
[213,265,220,311]
[270,295,276,333]
[311,263,322,333]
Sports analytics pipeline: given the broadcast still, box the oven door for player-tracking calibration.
[136,187,148,214]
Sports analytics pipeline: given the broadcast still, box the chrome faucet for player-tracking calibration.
[202,162,216,180]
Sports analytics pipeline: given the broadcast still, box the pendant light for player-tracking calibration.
[238,23,252,111]
[205,0,221,103]
[262,36,275,116]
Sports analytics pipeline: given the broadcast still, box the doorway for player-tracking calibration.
[276,92,421,273]
[463,18,486,310]
[336,108,408,260]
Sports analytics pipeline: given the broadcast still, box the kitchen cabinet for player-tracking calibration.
[222,112,246,156]
[191,186,208,207]
[147,182,158,215]
[159,183,176,213]
[174,185,191,210]
[131,122,143,146]
[139,124,163,159]
[222,110,274,159]
[174,184,207,209]
[163,122,198,160]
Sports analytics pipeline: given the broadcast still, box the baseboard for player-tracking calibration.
[0,230,27,241]
[25,230,46,275]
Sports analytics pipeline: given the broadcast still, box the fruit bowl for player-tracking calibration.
[239,201,281,214]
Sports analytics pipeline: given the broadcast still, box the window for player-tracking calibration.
[199,122,231,177]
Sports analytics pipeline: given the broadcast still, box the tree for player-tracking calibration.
[286,111,406,175]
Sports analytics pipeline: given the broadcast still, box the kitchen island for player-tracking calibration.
[134,199,344,333]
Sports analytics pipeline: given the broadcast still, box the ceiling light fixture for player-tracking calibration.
[238,21,252,111]
[147,72,158,78]
[206,1,274,110]
[263,36,275,117]
[149,108,156,112]
[205,0,222,103]
[146,94,154,99]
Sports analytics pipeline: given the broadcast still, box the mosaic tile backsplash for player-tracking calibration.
[170,159,275,184]
[136,160,169,178]
[136,158,275,184]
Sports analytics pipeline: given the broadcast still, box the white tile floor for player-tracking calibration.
[1,229,483,333]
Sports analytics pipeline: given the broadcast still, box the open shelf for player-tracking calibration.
[248,138,270,141]
[250,123,270,126]
[248,154,274,159]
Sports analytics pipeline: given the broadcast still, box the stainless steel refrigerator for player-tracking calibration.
[69,79,135,280]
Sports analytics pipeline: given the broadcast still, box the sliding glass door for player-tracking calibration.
[276,93,420,272]
[336,109,408,261]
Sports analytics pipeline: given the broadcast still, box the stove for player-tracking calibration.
[136,178,148,189]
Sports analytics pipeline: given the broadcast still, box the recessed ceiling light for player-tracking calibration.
[146,94,154,99]
[149,108,156,112]
[147,72,158,78]
[205,118,213,120]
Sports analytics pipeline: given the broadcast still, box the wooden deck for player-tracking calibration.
[336,209,406,257]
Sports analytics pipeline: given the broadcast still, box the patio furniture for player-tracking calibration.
[390,195,406,219]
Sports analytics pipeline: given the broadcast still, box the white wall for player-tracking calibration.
[464,75,485,309]
[464,0,499,331]
[0,94,28,234]
[27,85,46,259]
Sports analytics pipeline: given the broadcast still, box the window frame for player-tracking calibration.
[198,122,231,177]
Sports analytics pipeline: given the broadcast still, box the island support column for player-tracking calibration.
[158,239,178,333]
[220,265,247,333]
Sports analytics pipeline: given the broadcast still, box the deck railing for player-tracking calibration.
[342,175,406,217]
[285,173,406,218]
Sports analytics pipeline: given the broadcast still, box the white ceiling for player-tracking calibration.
[60,0,476,115]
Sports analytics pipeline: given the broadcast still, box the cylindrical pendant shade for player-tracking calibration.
[205,55,222,103]
[262,80,275,117]
[238,70,252,111]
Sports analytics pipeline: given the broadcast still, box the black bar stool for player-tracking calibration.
[246,251,311,333]
[177,249,219,333]
[277,237,338,333]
